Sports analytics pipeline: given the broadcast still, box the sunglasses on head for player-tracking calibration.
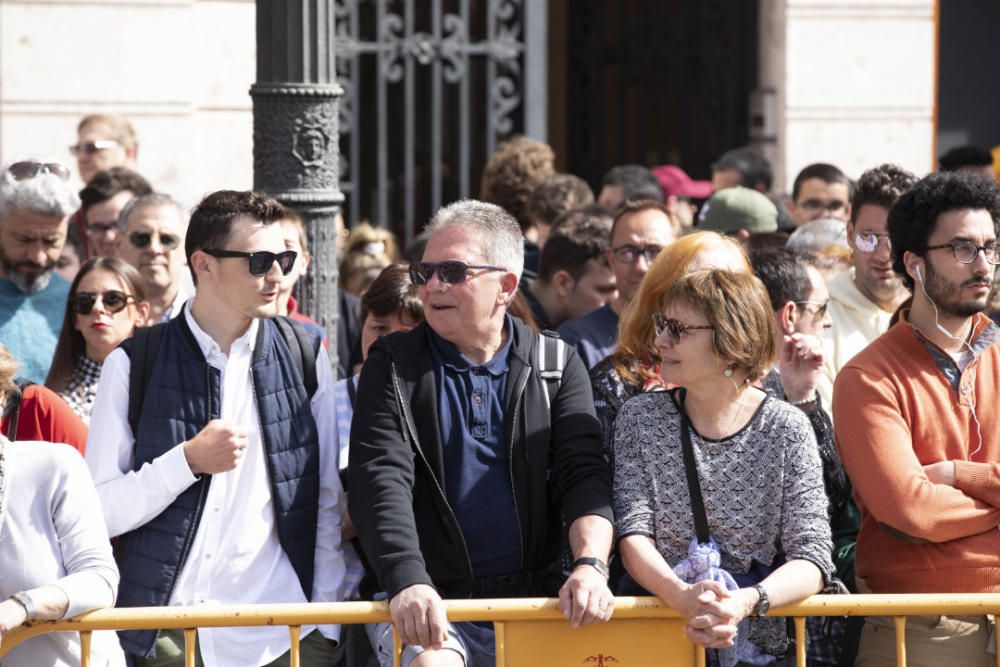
[8,161,72,182]
[651,313,714,344]
[70,290,134,316]
[129,230,181,250]
[409,260,505,286]
[203,249,298,276]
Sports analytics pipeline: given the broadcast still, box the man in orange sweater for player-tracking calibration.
[833,171,1000,666]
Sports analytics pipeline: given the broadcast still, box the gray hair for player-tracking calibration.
[0,161,80,223]
[425,199,524,281]
[117,192,187,231]
[786,217,849,252]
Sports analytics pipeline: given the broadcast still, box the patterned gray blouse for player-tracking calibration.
[613,389,834,655]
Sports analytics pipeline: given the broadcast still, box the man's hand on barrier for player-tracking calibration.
[560,565,615,628]
[389,584,448,649]
[184,420,249,475]
[0,597,28,643]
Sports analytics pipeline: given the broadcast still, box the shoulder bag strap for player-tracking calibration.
[677,388,711,543]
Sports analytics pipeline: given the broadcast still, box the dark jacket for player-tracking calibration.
[116,315,322,658]
[348,316,612,599]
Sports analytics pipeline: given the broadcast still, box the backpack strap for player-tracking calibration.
[127,323,167,438]
[537,331,566,410]
[346,374,358,409]
[274,316,319,399]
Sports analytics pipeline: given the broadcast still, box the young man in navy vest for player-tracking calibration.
[86,190,346,667]
[349,199,615,667]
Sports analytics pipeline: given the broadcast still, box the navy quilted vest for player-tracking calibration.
[115,315,320,658]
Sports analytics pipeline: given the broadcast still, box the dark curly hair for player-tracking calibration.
[479,135,555,230]
[850,163,918,225]
[888,171,1000,291]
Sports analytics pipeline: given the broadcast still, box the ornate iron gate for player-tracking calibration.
[334,0,548,245]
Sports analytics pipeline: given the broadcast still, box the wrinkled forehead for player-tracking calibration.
[422,224,488,263]
[126,203,186,234]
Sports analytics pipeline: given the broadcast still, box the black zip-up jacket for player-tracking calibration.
[348,317,613,599]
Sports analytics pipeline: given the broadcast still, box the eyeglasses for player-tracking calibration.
[798,199,847,215]
[129,230,181,250]
[69,140,121,157]
[612,244,663,264]
[409,260,505,286]
[652,313,714,344]
[86,222,118,238]
[70,290,135,315]
[7,161,72,182]
[854,232,891,253]
[795,299,829,319]
[203,249,298,276]
[926,241,1000,265]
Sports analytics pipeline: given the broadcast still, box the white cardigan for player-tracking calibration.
[0,440,125,667]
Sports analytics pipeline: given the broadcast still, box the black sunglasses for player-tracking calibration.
[409,260,505,286]
[70,290,134,316]
[8,161,72,182]
[203,249,298,277]
[129,230,182,250]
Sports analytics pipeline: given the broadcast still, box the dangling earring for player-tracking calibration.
[723,368,734,378]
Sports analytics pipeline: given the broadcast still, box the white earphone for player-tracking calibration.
[915,263,923,283]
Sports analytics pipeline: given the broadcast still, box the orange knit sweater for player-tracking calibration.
[832,311,1000,594]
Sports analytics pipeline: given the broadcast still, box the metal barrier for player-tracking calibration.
[2,595,999,667]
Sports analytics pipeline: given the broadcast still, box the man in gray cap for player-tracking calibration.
[700,186,779,239]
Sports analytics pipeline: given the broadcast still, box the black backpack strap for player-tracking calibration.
[345,374,358,409]
[274,316,319,399]
[127,324,167,438]
[5,380,32,441]
[677,388,711,544]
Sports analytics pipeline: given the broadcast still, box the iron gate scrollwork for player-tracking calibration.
[334,0,547,245]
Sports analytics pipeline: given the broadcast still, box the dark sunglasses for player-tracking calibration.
[8,161,72,182]
[409,260,505,286]
[651,313,714,344]
[612,244,664,264]
[69,140,121,157]
[795,299,829,319]
[129,230,182,250]
[203,249,297,276]
[70,290,134,315]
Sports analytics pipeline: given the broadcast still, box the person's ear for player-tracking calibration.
[135,300,152,327]
[499,271,519,306]
[903,250,922,285]
[778,301,797,335]
[299,250,311,273]
[552,270,574,299]
[191,249,214,283]
[785,199,797,216]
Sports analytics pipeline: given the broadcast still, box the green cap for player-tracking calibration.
[701,186,778,234]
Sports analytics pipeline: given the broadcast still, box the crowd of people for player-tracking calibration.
[0,113,997,667]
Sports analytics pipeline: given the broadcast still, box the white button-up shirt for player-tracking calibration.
[86,307,345,667]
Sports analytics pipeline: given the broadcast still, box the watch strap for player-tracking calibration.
[10,590,35,620]
[572,557,610,579]
[751,583,769,617]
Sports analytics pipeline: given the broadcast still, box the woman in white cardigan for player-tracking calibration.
[0,345,124,667]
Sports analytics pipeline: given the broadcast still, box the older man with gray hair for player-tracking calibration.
[115,193,192,323]
[349,199,614,667]
[0,159,80,382]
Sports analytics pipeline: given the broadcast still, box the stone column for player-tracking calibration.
[251,0,344,371]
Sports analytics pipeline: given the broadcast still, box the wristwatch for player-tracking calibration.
[10,590,36,621]
[572,557,610,580]
[751,584,770,617]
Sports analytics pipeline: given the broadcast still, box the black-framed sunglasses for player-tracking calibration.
[409,260,505,286]
[652,313,714,344]
[70,290,135,316]
[69,140,121,157]
[926,241,1000,265]
[203,249,298,276]
[795,299,829,319]
[129,230,182,251]
[8,161,72,182]
[612,244,664,264]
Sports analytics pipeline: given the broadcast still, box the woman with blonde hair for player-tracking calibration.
[590,231,749,461]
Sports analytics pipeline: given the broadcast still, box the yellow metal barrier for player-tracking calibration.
[2,595,999,667]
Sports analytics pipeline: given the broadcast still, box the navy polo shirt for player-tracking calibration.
[428,316,521,578]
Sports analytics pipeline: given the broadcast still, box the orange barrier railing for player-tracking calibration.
[2,595,998,667]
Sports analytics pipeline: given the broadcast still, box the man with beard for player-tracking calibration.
[116,193,193,323]
[833,172,1000,666]
[820,164,917,405]
[0,160,80,382]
